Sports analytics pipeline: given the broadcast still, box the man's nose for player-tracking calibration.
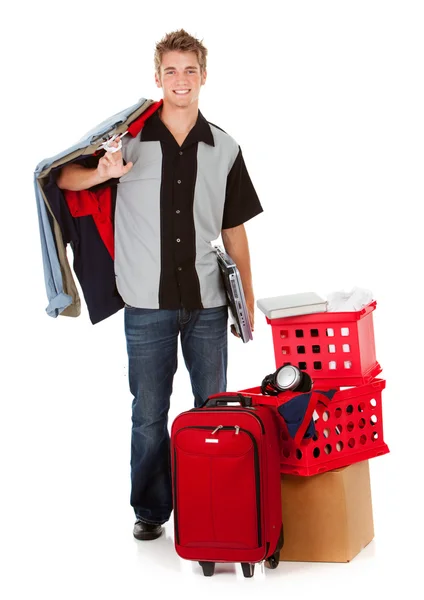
[176,73,188,84]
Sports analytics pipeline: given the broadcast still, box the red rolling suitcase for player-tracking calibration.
[170,392,284,578]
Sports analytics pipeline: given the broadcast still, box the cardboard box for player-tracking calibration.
[280,460,374,562]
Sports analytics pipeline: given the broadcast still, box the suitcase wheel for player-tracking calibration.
[199,561,215,577]
[265,524,284,569]
[241,563,255,578]
[266,554,279,569]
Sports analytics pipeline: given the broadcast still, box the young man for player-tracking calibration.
[57,29,263,541]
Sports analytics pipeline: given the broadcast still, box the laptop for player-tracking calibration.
[214,245,253,343]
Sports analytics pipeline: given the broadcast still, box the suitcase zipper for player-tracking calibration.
[173,425,262,549]
[191,408,266,434]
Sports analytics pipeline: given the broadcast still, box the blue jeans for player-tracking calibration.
[124,305,228,525]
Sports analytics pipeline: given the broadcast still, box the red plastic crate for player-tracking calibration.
[240,379,389,476]
[265,301,382,388]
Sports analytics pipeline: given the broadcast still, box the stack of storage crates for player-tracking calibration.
[242,300,389,476]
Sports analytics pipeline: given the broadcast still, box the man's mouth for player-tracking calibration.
[173,89,190,95]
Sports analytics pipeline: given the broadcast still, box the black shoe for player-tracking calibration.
[133,519,164,541]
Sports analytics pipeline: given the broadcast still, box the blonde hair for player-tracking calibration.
[154,29,208,75]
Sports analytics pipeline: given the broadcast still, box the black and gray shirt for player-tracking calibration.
[116,109,263,309]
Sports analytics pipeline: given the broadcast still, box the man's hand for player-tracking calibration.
[230,295,255,338]
[246,296,255,332]
[56,135,133,191]
[97,136,133,180]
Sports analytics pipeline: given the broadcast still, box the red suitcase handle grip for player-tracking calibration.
[203,392,253,408]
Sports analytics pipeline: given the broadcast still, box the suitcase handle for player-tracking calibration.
[203,393,253,408]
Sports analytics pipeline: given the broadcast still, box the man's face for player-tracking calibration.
[155,50,207,108]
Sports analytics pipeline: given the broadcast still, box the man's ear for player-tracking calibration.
[155,72,162,89]
[201,69,207,86]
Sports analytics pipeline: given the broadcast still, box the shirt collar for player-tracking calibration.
[140,109,215,147]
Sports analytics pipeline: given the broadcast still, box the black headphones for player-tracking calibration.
[261,365,313,396]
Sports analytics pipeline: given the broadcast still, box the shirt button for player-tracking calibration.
[177,267,182,271]
[177,179,182,184]
[176,209,180,214]
[179,151,183,155]
[176,238,181,243]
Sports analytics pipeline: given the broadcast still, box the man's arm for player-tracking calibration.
[221,223,255,332]
[56,164,108,191]
[56,136,133,191]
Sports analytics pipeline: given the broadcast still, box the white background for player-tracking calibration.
[1,0,423,597]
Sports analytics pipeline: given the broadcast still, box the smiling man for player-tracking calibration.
[57,29,263,541]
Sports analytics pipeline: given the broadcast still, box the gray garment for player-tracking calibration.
[115,125,239,309]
